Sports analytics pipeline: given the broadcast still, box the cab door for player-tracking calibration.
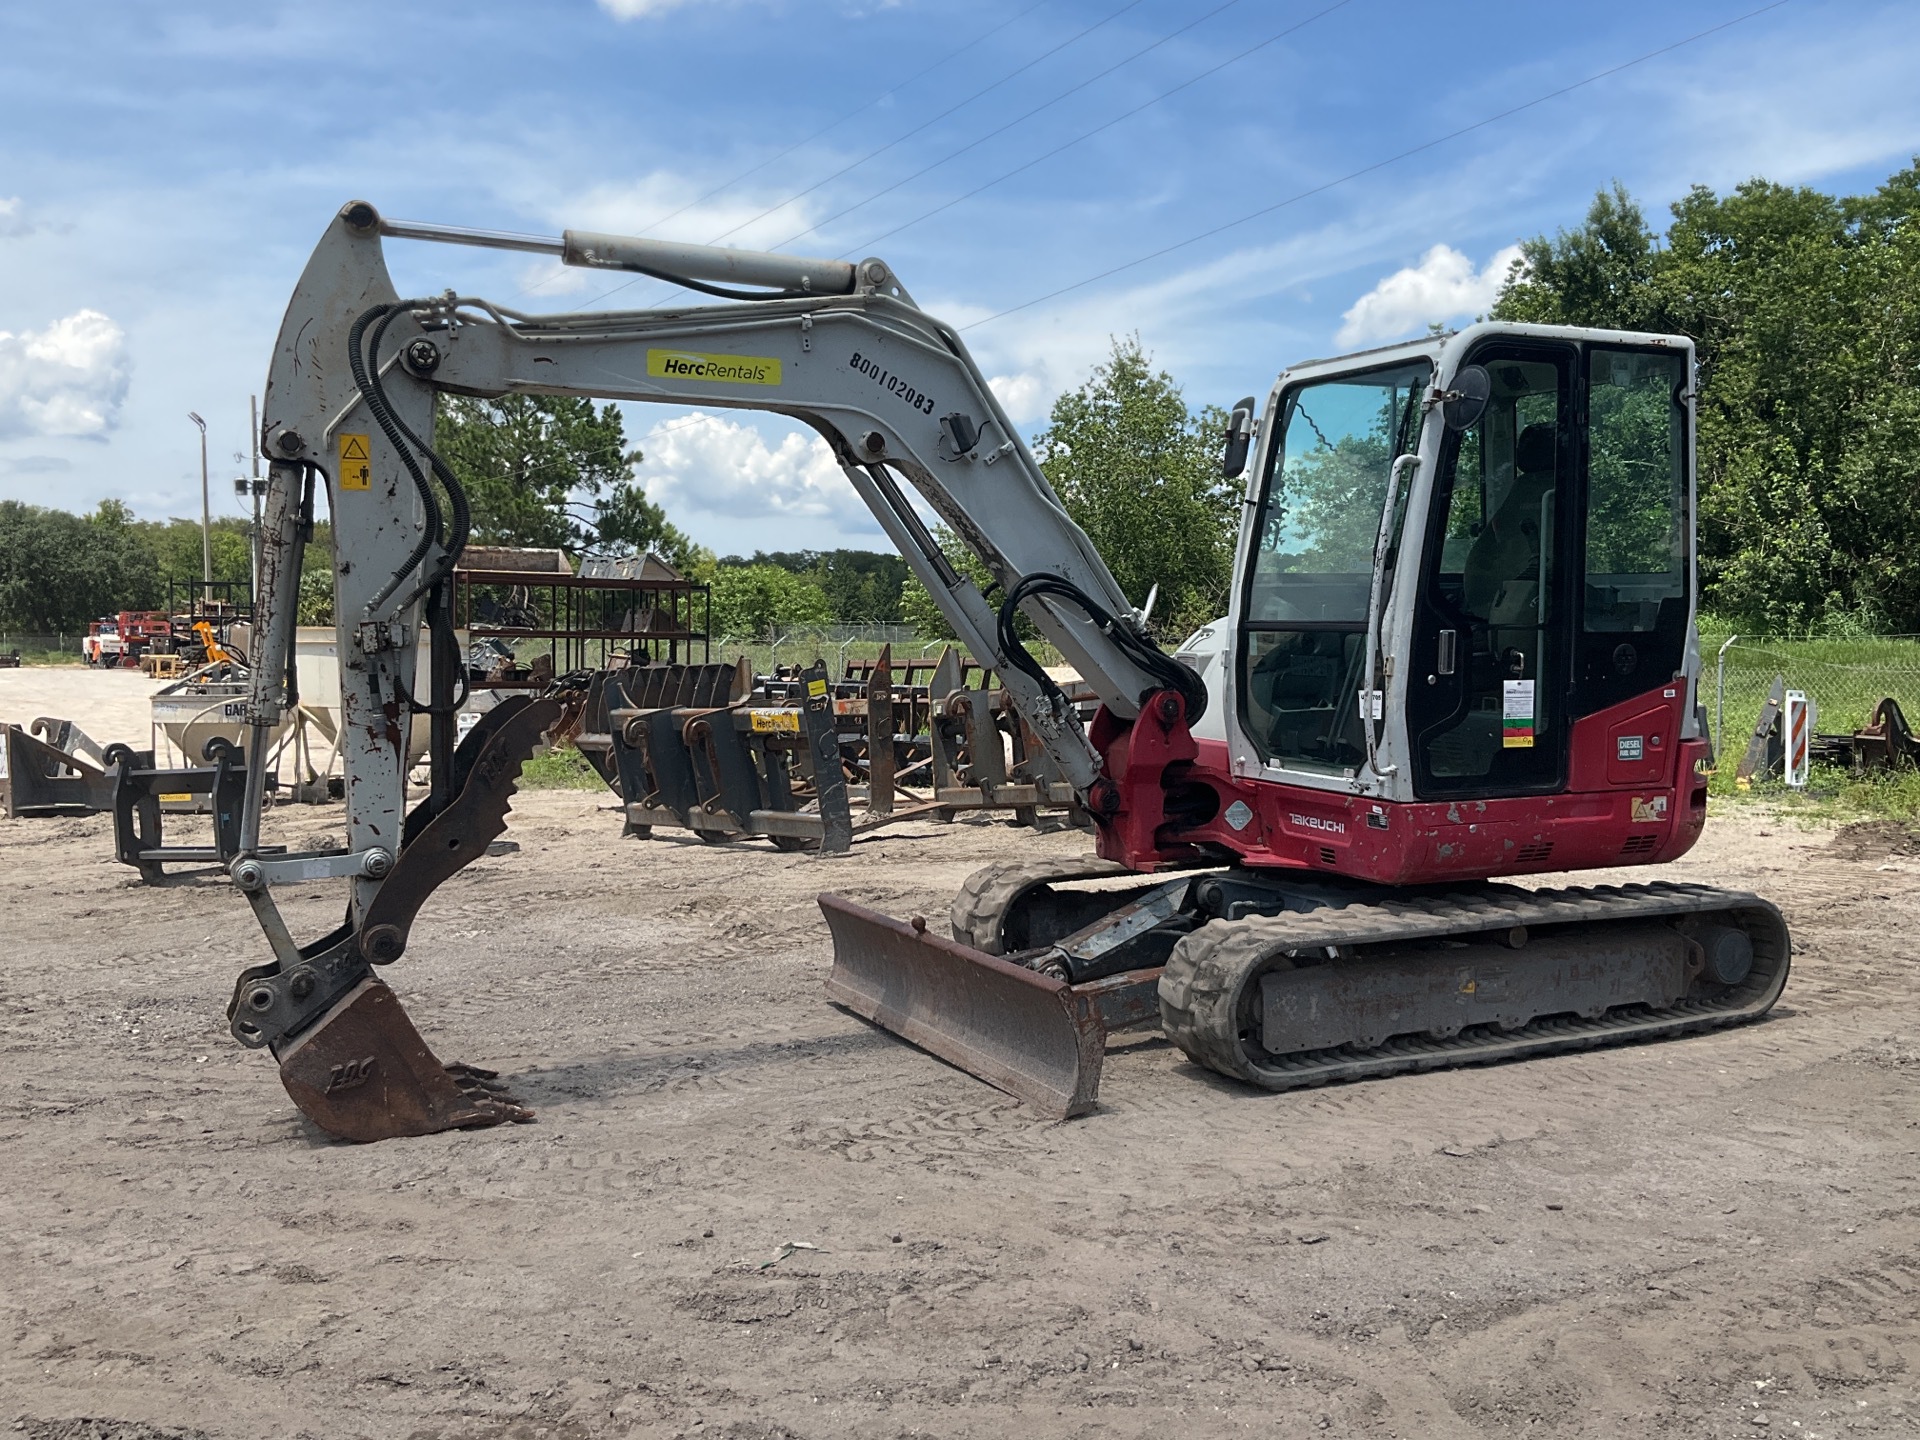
[1406,344,1576,797]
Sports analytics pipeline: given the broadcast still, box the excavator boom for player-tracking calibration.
[229,202,1192,1139]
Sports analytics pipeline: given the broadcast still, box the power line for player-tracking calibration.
[766,0,1252,251]
[563,0,1153,312]
[517,0,1057,297]
[699,0,1153,251]
[842,0,1352,257]
[633,0,1056,241]
[625,0,1266,311]
[960,0,1796,333]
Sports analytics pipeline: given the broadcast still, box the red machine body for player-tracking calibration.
[1091,681,1706,884]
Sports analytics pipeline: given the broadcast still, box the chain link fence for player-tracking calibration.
[1708,633,1920,760]
[709,623,1067,678]
[0,634,86,662]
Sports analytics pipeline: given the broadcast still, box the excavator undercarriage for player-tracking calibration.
[824,860,1789,1118]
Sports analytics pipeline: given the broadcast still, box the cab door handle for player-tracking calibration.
[1437,628,1456,676]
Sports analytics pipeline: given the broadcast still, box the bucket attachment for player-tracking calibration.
[819,893,1160,1119]
[275,980,533,1143]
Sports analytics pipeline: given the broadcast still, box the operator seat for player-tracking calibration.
[1464,422,1556,623]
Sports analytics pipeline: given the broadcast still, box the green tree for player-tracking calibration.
[1493,161,1920,633]
[1032,336,1236,633]
[435,395,694,566]
[144,515,253,605]
[709,562,832,639]
[0,499,161,632]
[1493,182,1661,331]
[721,549,911,623]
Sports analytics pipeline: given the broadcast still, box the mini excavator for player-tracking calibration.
[226,202,1787,1140]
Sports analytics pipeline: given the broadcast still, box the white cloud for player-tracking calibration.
[0,198,31,239]
[987,370,1051,425]
[597,0,698,17]
[0,309,130,439]
[1335,244,1524,348]
[637,411,871,528]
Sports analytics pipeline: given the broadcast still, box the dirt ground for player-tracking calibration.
[4,669,1920,1439]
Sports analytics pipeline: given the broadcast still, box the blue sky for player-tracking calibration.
[2,0,1916,556]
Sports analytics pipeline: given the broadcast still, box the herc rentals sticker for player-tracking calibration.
[647,349,781,385]
[1502,679,1535,749]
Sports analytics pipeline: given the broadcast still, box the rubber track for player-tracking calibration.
[949,856,1133,955]
[1159,881,1791,1090]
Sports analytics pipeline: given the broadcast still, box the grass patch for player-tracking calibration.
[518,745,607,791]
[1710,762,1920,825]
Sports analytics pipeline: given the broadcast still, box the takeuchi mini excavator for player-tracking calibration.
[226,202,1788,1140]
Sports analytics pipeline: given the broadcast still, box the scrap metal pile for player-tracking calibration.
[569,644,1095,852]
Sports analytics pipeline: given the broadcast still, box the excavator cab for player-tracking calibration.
[1233,326,1697,816]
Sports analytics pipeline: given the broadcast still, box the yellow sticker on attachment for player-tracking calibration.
[338,432,372,490]
[807,678,828,698]
[749,708,802,733]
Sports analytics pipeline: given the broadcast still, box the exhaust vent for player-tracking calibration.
[1620,834,1658,856]
[1516,842,1554,864]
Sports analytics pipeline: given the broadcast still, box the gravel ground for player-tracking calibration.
[2,671,1918,1439]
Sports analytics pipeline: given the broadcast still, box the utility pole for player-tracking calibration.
[188,411,211,605]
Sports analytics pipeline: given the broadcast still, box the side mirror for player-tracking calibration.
[1442,365,1491,432]
[1222,396,1257,478]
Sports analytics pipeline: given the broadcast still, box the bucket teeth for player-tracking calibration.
[275,980,533,1142]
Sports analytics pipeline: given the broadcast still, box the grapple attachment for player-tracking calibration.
[275,980,533,1142]
[818,893,1159,1119]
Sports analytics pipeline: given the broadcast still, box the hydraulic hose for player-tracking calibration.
[349,299,474,615]
[349,302,441,612]
[994,571,1207,727]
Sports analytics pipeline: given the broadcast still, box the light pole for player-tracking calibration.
[187,411,211,605]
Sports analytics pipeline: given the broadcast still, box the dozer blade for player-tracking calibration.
[275,979,533,1143]
[819,893,1159,1119]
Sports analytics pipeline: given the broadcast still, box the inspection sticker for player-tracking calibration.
[647,349,781,386]
[1502,679,1536,749]
[338,432,372,490]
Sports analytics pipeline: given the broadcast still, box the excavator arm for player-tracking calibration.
[227,201,1200,1140]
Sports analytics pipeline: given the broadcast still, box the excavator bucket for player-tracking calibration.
[819,893,1160,1119]
[275,980,533,1143]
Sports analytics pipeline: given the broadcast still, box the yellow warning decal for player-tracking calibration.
[748,708,801,733]
[158,793,192,803]
[806,678,828,698]
[338,432,372,490]
[647,349,782,386]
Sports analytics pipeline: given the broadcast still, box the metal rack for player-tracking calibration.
[454,559,711,682]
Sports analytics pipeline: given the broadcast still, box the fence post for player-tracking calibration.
[1715,633,1737,758]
